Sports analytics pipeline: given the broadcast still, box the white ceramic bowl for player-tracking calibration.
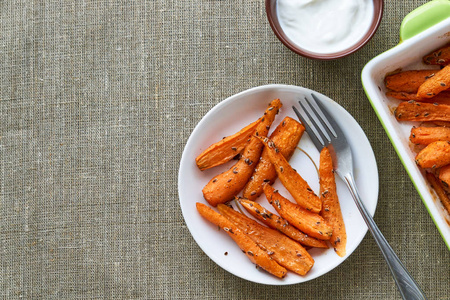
[362,0,450,251]
[178,84,379,284]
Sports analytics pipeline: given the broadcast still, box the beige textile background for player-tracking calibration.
[1,0,449,299]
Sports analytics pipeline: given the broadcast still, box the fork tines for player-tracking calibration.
[292,94,338,150]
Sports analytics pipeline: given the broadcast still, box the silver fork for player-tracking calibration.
[293,94,427,300]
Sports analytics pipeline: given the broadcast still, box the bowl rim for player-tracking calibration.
[265,0,384,60]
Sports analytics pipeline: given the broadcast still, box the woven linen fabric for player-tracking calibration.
[1,0,449,299]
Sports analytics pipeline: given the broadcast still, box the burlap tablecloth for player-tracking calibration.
[1,0,449,299]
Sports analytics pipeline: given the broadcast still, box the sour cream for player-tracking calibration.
[277,0,374,54]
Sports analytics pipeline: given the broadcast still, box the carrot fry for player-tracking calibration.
[319,147,346,257]
[257,136,322,213]
[263,184,332,240]
[386,91,450,104]
[202,99,282,206]
[432,121,450,127]
[385,70,438,93]
[438,164,450,190]
[423,44,450,66]
[415,141,450,169]
[426,173,450,216]
[239,198,328,249]
[196,202,287,278]
[417,65,450,98]
[195,119,261,171]
[217,204,314,276]
[243,117,305,200]
[410,126,450,145]
[395,101,450,122]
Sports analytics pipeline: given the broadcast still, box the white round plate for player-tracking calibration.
[178,84,379,285]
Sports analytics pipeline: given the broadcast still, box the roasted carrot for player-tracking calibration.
[386,91,450,103]
[423,44,450,66]
[196,202,287,278]
[239,198,328,249]
[217,204,314,276]
[410,126,450,145]
[432,121,450,127]
[263,184,332,240]
[417,65,450,99]
[385,70,437,93]
[202,99,282,206]
[438,164,450,190]
[243,117,305,200]
[415,141,450,169]
[319,147,346,257]
[257,136,322,213]
[195,118,261,171]
[426,173,450,216]
[395,101,450,122]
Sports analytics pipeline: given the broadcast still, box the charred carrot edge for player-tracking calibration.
[385,70,437,93]
[417,65,450,99]
[410,126,450,145]
[386,91,450,104]
[256,136,322,213]
[243,117,305,200]
[196,203,287,278]
[415,141,450,169]
[395,101,450,122]
[319,147,346,257]
[195,119,261,171]
[423,44,450,66]
[217,204,314,276]
[239,198,328,249]
[202,99,282,206]
[438,164,450,190]
[263,184,332,240]
[426,173,450,217]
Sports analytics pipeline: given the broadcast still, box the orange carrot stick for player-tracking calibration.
[410,126,450,145]
[196,202,287,278]
[257,136,322,213]
[386,91,450,104]
[217,204,314,276]
[415,141,450,169]
[417,65,450,99]
[423,44,450,66]
[243,117,305,200]
[263,184,332,240]
[438,164,450,190]
[395,101,450,122]
[239,198,328,249]
[195,118,261,171]
[385,70,438,93]
[202,99,282,206]
[319,147,346,257]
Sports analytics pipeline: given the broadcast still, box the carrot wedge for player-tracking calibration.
[319,147,346,257]
[438,164,450,190]
[386,91,450,104]
[217,204,314,276]
[410,126,450,145]
[417,65,450,99]
[385,70,437,93]
[263,184,332,240]
[423,44,450,66]
[195,118,261,171]
[239,198,328,249]
[243,117,305,200]
[426,173,450,216]
[257,136,322,213]
[415,141,450,169]
[395,101,450,122]
[196,202,287,278]
[202,99,282,206]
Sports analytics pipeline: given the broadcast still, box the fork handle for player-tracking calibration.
[343,173,427,300]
